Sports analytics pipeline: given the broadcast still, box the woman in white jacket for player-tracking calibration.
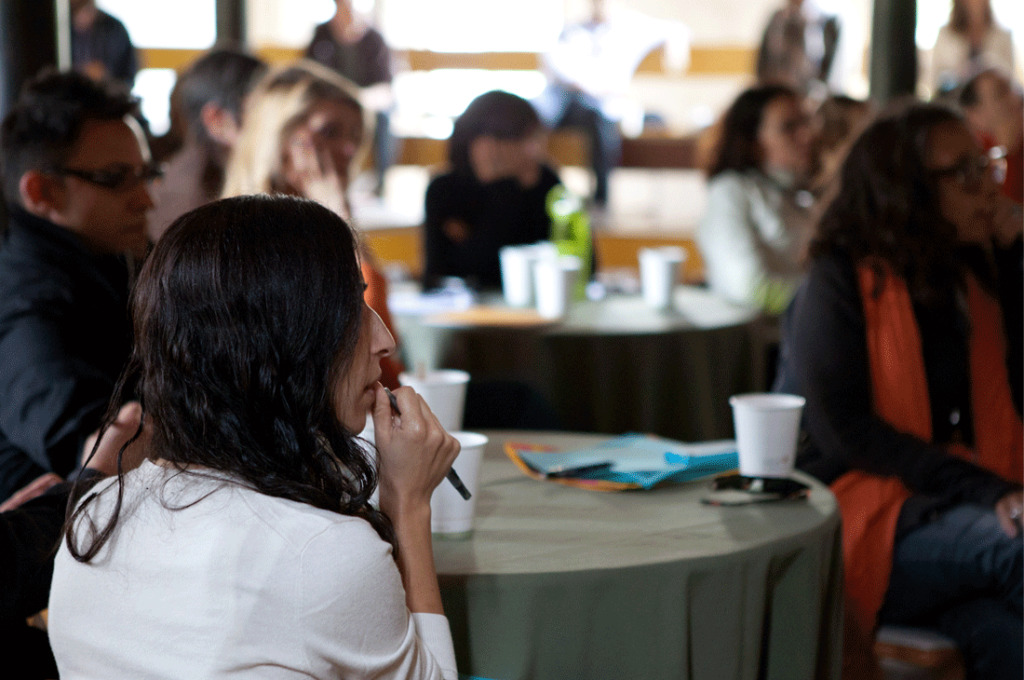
[697,84,815,314]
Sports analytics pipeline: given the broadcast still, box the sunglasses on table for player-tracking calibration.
[52,162,164,191]
[929,147,1008,193]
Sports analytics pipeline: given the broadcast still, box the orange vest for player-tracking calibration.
[831,264,1023,631]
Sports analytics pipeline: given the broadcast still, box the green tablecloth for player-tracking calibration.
[435,431,843,680]
[392,286,764,441]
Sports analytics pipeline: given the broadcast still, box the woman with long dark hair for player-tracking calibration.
[422,90,591,290]
[775,102,1022,678]
[697,84,815,314]
[48,195,460,679]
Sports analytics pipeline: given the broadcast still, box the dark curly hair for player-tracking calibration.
[67,194,394,561]
[809,102,966,306]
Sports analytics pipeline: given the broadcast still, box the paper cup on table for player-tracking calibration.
[638,246,686,311]
[499,245,537,307]
[431,431,488,538]
[533,255,581,319]
[398,369,470,432]
[729,393,805,478]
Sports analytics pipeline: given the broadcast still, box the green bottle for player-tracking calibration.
[545,184,592,299]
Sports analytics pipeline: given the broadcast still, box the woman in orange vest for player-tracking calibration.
[775,102,1022,679]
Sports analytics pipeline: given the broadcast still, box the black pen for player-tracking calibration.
[383,387,472,500]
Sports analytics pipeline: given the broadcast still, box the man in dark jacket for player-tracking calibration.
[0,70,155,503]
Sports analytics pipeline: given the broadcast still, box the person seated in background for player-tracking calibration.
[756,0,841,96]
[774,102,1022,680]
[222,60,405,389]
[0,70,154,503]
[959,68,1023,204]
[696,84,815,314]
[306,0,397,197]
[423,90,591,291]
[148,46,268,241]
[931,0,1014,96]
[47,195,460,679]
[0,403,145,679]
[808,94,873,195]
[69,0,137,89]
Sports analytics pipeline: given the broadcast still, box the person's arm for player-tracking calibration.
[0,297,119,476]
[295,383,460,678]
[789,254,1016,505]
[422,175,464,287]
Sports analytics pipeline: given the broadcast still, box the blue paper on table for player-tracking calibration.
[517,434,739,490]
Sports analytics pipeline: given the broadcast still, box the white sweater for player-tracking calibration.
[697,169,814,314]
[49,461,458,680]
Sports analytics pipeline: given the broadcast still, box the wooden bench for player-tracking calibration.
[363,227,705,285]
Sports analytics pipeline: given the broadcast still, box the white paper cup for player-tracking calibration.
[533,255,581,319]
[729,393,805,478]
[431,431,488,538]
[499,246,536,307]
[398,369,470,432]
[638,246,686,311]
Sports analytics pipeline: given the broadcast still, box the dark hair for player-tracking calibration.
[957,67,1008,109]
[707,84,799,179]
[66,194,394,561]
[179,46,268,146]
[950,0,992,34]
[810,102,965,306]
[0,69,140,206]
[448,90,541,174]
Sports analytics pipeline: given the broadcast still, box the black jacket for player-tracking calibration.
[0,207,131,502]
[423,165,562,290]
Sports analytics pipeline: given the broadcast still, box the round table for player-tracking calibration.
[392,286,764,441]
[434,431,842,680]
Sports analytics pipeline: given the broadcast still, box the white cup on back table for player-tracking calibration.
[638,246,686,311]
[533,254,581,319]
[729,393,805,478]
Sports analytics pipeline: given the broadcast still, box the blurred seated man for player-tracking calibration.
[70,0,138,89]
[960,68,1023,204]
[535,0,688,209]
[148,47,267,241]
[0,70,155,503]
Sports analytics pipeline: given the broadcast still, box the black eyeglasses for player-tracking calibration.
[53,162,164,191]
[930,147,1008,193]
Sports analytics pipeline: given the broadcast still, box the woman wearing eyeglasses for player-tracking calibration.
[775,102,1022,679]
[697,84,816,314]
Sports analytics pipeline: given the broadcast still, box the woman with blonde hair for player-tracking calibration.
[223,61,404,388]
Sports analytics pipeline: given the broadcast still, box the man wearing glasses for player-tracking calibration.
[0,70,157,504]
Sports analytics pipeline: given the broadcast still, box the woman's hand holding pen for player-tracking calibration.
[371,383,460,517]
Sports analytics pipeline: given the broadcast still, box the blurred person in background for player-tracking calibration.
[423,90,591,292]
[697,84,816,315]
[70,0,138,89]
[756,0,841,96]
[306,0,397,197]
[959,68,1023,204]
[775,103,1022,679]
[222,60,405,389]
[148,47,268,241]
[931,0,1015,96]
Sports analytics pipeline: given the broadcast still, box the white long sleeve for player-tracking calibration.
[49,462,458,680]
